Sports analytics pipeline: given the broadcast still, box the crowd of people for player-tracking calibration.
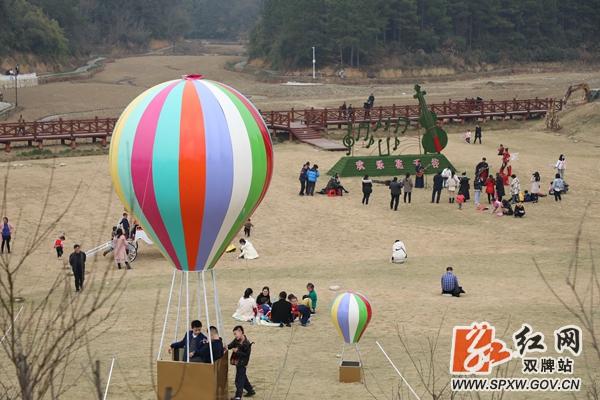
[232,283,317,328]
[298,149,569,219]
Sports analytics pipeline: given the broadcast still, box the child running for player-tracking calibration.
[54,235,65,258]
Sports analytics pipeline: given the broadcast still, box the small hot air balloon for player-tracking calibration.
[109,74,273,271]
[331,291,372,344]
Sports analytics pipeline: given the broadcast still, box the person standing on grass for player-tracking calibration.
[69,244,86,292]
[458,172,470,201]
[551,173,565,202]
[228,325,255,400]
[495,173,505,201]
[243,219,253,237]
[402,173,413,204]
[530,172,541,202]
[474,124,482,144]
[1,217,15,254]
[298,162,310,196]
[510,174,521,203]
[306,164,320,196]
[388,177,402,211]
[431,171,443,203]
[113,228,131,270]
[447,171,459,203]
[361,175,373,205]
[54,235,65,258]
[473,177,483,207]
[485,175,496,204]
[555,154,566,179]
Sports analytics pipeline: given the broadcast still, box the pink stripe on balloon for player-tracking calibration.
[131,82,182,268]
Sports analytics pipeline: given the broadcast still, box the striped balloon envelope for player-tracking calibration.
[331,291,372,344]
[109,74,273,271]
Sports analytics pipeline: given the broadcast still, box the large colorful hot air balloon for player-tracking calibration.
[109,74,273,271]
[331,291,372,344]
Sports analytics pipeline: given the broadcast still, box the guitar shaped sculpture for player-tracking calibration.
[413,84,448,153]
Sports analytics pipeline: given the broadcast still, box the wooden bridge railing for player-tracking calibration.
[0,98,561,151]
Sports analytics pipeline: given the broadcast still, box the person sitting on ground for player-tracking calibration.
[501,199,514,216]
[238,238,259,260]
[270,291,293,327]
[514,203,526,218]
[391,240,407,264]
[196,326,224,363]
[306,283,317,312]
[288,294,311,326]
[321,173,349,195]
[256,286,272,314]
[301,294,313,310]
[169,320,207,362]
[441,266,465,297]
[464,130,472,144]
[233,288,257,322]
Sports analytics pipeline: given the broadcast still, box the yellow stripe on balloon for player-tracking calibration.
[330,294,345,342]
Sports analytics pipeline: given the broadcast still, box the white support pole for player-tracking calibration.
[312,46,316,79]
[157,270,177,360]
[202,271,214,364]
[211,269,223,335]
[376,341,421,400]
[340,343,346,363]
[174,272,184,342]
[102,357,116,400]
[185,271,190,363]
[196,272,203,322]
[0,305,23,344]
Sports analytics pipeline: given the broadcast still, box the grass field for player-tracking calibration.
[1,51,600,400]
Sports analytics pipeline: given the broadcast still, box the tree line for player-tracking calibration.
[249,0,600,69]
[0,0,261,61]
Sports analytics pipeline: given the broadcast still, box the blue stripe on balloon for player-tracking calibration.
[152,80,188,266]
[338,293,351,343]
[192,80,235,270]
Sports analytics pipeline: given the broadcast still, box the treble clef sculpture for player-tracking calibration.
[414,84,448,153]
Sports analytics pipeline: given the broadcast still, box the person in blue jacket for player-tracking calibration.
[305,164,320,196]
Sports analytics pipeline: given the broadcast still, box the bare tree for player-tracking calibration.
[534,201,600,399]
[0,161,125,400]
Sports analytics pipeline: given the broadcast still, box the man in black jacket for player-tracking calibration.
[431,172,443,203]
[474,124,482,144]
[388,177,402,211]
[228,325,255,399]
[270,291,292,327]
[69,244,86,292]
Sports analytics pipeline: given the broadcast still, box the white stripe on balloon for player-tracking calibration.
[347,294,360,343]
[201,80,253,268]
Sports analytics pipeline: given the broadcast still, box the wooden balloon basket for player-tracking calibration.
[338,344,364,383]
[156,269,228,400]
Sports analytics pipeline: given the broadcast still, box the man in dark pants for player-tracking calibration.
[474,124,482,144]
[298,162,309,196]
[388,177,402,211]
[431,172,443,203]
[68,244,86,292]
[228,325,255,399]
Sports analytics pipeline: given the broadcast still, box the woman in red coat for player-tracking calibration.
[485,176,496,204]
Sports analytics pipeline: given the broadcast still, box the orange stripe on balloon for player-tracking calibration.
[179,81,206,270]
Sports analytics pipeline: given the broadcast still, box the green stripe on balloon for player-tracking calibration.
[353,294,368,342]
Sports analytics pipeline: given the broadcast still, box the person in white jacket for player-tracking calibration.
[391,240,407,264]
[510,174,521,203]
[555,154,566,179]
[238,239,259,260]
[232,288,257,322]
